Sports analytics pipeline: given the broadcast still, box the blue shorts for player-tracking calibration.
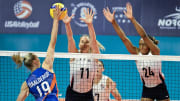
[142,82,169,100]
[44,94,58,101]
[65,85,94,101]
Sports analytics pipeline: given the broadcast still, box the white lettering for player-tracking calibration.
[4,21,40,29]
[166,19,172,26]
[158,19,180,27]
[158,19,165,26]
[177,20,180,26]
[28,71,50,88]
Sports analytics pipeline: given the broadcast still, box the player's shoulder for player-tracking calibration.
[106,76,113,84]
[105,75,116,89]
[32,68,48,74]
[26,68,44,80]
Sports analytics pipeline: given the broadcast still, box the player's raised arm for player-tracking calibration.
[42,5,62,72]
[103,7,138,54]
[80,8,100,54]
[124,2,159,55]
[63,13,78,53]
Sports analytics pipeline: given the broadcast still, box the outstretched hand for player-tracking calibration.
[53,5,62,20]
[123,2,133,20]
[63,13,74,24]
[103,7,115,23]
[80,8,94,24]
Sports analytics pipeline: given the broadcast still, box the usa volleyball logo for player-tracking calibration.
[71,2,97,27]
[14,0,32,19]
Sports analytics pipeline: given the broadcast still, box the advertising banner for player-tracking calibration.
[60,0,105,35]
[103,0,142,35]
[0,0,62,34]
[0,0,179,36]
[141,0,180,36]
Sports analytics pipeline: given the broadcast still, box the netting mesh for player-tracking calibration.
[0,51,180,101]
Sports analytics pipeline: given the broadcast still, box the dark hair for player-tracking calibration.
[12,53,37,69]
[147,35,159,45]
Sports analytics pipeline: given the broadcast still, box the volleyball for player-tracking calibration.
[50,3,67,20]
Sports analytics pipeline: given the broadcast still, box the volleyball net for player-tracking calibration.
[0,51,180,101]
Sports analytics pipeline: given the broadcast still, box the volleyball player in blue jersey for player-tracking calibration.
[12,6,62,101]
[103,2,169,101]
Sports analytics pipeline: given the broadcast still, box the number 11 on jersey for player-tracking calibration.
[80,68,89,79]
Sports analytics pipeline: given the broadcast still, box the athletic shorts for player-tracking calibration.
[65,85,94,101]
[142,82,169,100]
[44,95,58,101]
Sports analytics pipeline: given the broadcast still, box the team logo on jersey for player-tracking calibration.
[158,6,180,30]
[112,7,131,24]
[71,2,97,27]
[14,0,32,19]
[101,84,105,89]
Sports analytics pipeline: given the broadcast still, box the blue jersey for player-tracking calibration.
[26,68,58,101]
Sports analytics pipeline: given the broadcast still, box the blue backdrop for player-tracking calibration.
[0,0,180,36]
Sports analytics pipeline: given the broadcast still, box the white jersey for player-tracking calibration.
[136,52,164,88]
[70,58,97,93]
[93,75,111,101]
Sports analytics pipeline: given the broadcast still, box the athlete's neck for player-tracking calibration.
[80,49,89,53]
[94,74,102,84]
[31,67,39,72]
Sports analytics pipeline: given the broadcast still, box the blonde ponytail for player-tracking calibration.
[12,53,24,69]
